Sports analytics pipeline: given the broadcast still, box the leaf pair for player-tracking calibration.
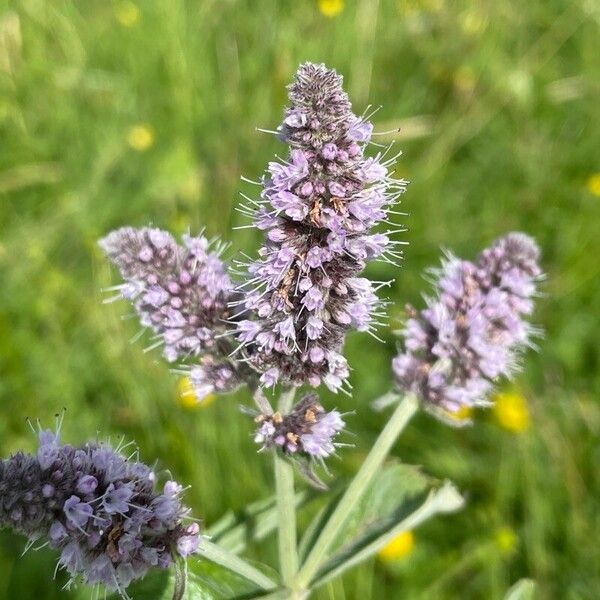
[299,462,463,589]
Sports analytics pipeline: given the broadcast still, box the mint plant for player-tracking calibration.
[0,63,541,600]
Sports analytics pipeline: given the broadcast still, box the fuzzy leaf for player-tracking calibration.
[208,490,310,554]
[96,558,274,600]
[504,579,537,600]
[303,461,464,588]
[187,559,276,599]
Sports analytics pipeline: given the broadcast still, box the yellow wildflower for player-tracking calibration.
[495,526,518,555]
[318,0,344,18]
[445,405,473,423]
[177,376,216,410]
[115,2,140,27]
[493,391,530,433]
[586,173,600,197]
[378,530,415,562]
[127,124,155,152]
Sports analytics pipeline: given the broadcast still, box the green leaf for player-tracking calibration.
[96,557,276,600]
[208,490,310,554]
[187,559,276,599]
[195,539,278,592]
[308,462,430,557]
[299,462,429,563]
[504,579,537,600]
[304,461,464,588]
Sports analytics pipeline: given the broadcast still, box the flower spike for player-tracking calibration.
[0,427,199,595]
[393,232,542,421]
[99,227,253,401]
[236,62,408,392]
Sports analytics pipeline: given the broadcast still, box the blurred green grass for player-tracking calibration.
[0,0,599,598]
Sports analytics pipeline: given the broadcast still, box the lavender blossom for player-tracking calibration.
[392,233,542,420]
[236,63,408,392]
[100,227,249,400]
[254,394,345,459]
[0,426,199,595]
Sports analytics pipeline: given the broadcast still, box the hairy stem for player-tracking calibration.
[197,538,277,591]
[295,393,419,589]
[172,555,187,600]
[275,387,299,587]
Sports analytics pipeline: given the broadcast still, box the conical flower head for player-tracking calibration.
[0,427,199,594]
[99,227,249,401]
[236,62,408,392]
[393,233,542,421]
[100,227,232,363]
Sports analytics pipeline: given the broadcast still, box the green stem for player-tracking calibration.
[275,387,299,587]
[172,555,187,600]
[197,538,277,591]
[294,393,419,589]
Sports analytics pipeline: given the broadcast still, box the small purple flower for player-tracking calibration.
[76,475,98,495]
[37,430,59,470]
[188,357,242,401]
[64,496,93,528]
[302,287,325,312]
[177,523,201,557]
[392,233,542,422]
[260,367,280,388]
[102,483,134,515]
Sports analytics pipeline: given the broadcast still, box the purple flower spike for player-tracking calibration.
[0,427,200,594]
[100,226,255,400]
[254,394,345,459]
[236,62,408,391]
[99,227,233,363]
[393,233,542,422]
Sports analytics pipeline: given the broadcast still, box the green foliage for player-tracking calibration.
[96,559,265,600]
[307,463,463,588]
[208,490,310,555]
[0,0,598,598]
[504,579,537,600]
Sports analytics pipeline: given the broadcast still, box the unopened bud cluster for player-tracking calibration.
[254,394,345,459]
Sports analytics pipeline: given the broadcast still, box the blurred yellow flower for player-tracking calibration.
[318,0,344,18]
[378,530,415,562]
[493,391,530,433]
[495,526,518,555]
[115,2,140,27]
[127,124,154,152]
[177,376,216,410]
[586,173,600,197]
[445,405,473,423]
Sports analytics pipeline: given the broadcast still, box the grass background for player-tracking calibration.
[0,0,599,598]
